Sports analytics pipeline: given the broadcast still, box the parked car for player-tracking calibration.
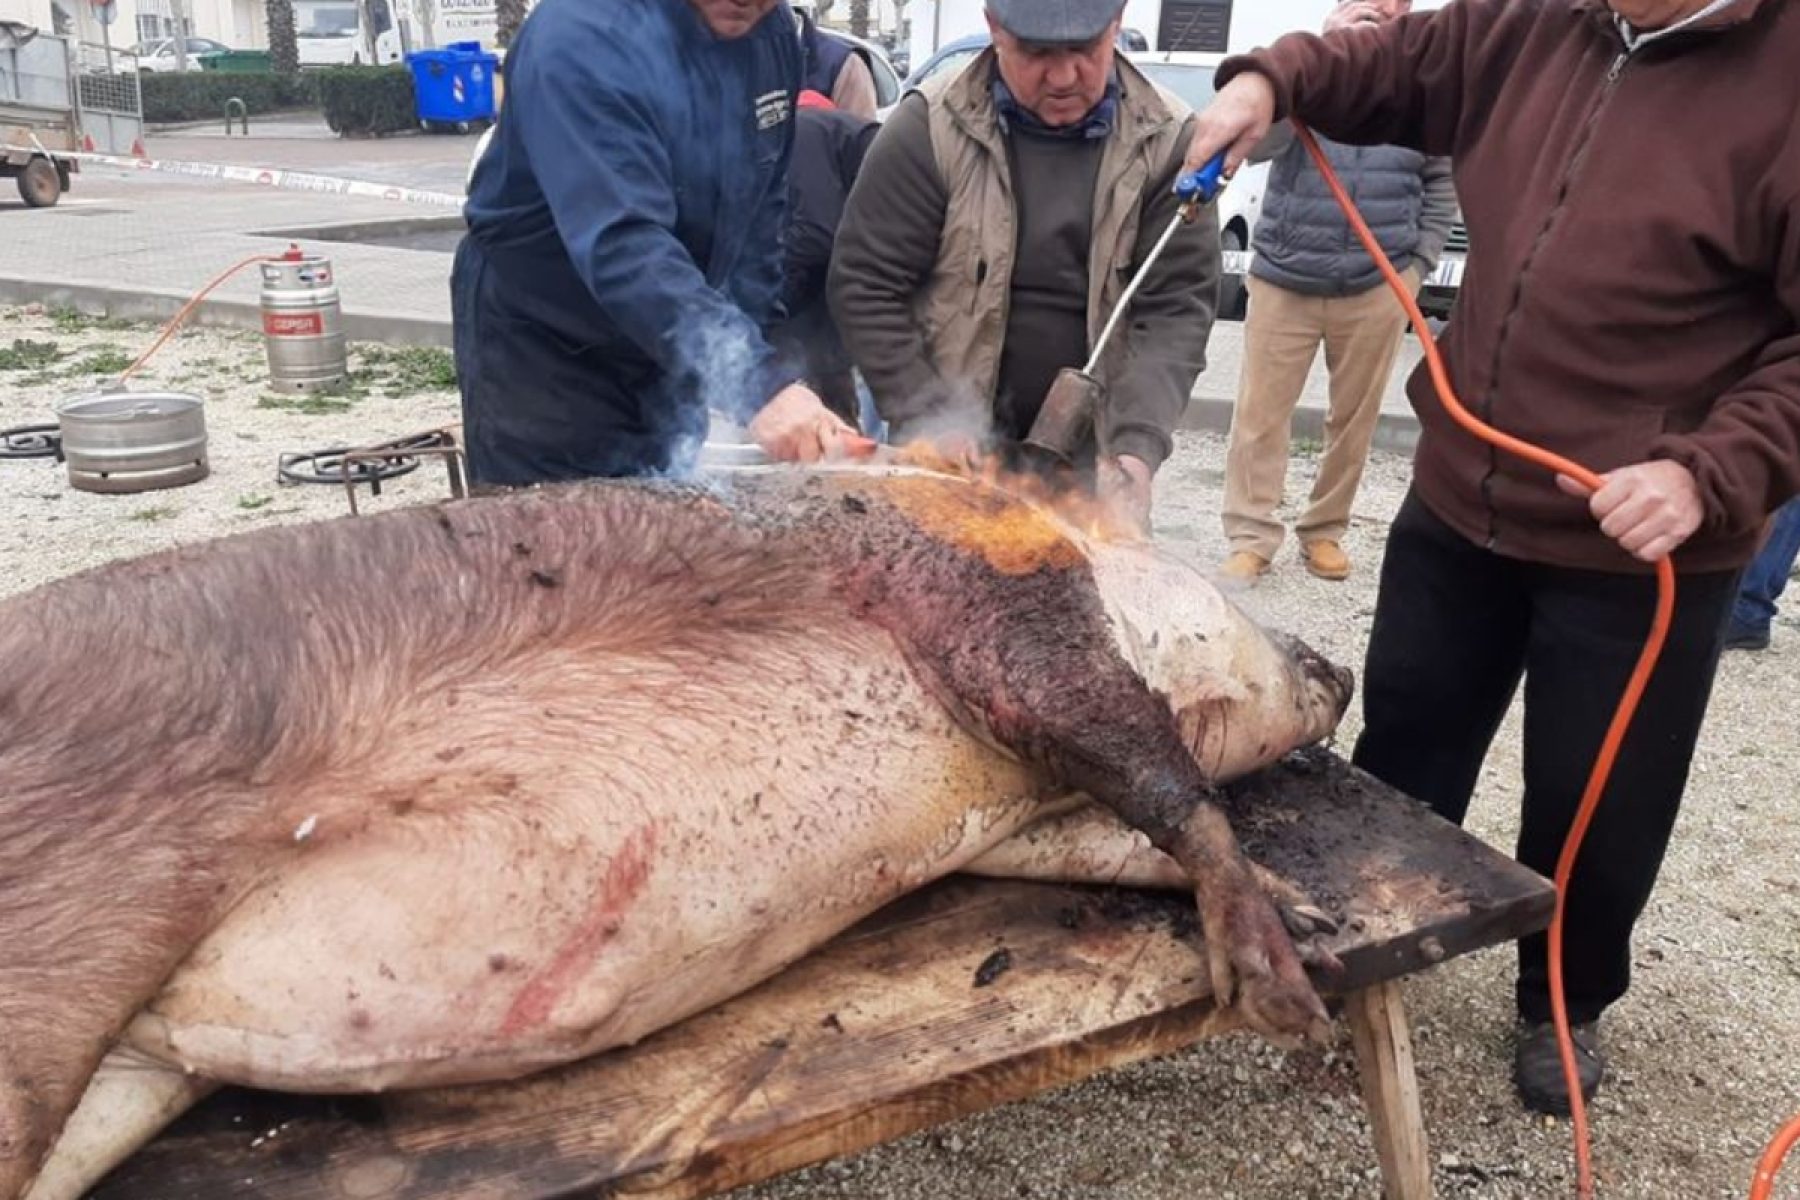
[126,37,230,73]
[1418,215,1467,322]
[825,26,902,112]
[901,32,987,95]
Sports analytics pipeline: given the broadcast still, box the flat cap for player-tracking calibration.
[985,0,1127,45]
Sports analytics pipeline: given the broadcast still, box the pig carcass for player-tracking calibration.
[0,465,1352,1199]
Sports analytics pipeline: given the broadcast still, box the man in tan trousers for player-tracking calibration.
[1219,0,1454,584]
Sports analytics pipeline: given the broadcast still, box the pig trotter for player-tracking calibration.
[1248,862,1339,939]
[1178,808,1331,1044]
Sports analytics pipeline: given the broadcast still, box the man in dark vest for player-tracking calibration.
[1217,0,1454,586]
[770,90,881,426]
[794,2,878,118]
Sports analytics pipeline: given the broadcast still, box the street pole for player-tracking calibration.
[170,0,190,69]
[100,11,114,72]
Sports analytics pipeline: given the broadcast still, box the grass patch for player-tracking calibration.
[128,506,178,522]
[257,392,358,416]
[69,348,134,377]
[1292,437,1323,456]
[0,339,65,371]
[49,307,136,333]
[353,344,457,395]
[237,494,274,510]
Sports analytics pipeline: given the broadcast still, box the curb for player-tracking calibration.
[0,278,453,349]
[1180,393,1420,455]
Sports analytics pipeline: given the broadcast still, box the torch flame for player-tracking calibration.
[880,442,1144,575]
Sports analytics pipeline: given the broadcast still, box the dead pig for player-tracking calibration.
[0,466,1353,1200]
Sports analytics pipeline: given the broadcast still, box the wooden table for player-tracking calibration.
[97,749,1554,1200]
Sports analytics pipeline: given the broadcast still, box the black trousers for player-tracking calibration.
[1352,491,1738,1024]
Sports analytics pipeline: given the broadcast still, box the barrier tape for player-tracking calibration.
[50,146,465,209]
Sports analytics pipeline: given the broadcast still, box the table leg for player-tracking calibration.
[1346,979,1431,1200]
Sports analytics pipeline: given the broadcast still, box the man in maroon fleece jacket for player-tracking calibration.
[1185,0,1800,1113]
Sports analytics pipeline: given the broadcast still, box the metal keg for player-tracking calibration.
[56,391,209,494]
[260,246,348,394]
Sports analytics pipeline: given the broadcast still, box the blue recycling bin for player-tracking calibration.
[407,41,498,130]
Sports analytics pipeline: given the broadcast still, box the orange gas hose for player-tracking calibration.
[1753,1114,1800,1200]
[119,253,280,384]
[1294,122,1678,1200]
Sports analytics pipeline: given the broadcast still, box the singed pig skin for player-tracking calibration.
[0,467,1350,1200]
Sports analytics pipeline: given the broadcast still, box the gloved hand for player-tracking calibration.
[1096,454,1155,541]
[750,383,863,464]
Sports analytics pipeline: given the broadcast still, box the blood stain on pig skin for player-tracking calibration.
[497,823,658,1037]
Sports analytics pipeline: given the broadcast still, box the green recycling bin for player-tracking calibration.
[199,50,273,73]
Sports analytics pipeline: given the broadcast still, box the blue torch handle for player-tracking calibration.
[1175,151,1229,204]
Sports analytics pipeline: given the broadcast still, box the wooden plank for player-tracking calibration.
[98,750,1553,1200]
[1347,981,1432,1200]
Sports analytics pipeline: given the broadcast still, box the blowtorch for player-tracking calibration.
[1020,150,1231,469]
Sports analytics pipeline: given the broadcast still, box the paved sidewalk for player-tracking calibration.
[0,124,1426,451]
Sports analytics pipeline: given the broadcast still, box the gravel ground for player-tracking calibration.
[3,307,1796,1199]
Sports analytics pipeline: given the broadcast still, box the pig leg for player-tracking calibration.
[841,505,1330,1042]
[963,805,1340,941]
[23,1045,216,1200]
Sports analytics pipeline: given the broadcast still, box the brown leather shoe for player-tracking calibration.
[1218,550,1271,587]
[1301,540,1351,581]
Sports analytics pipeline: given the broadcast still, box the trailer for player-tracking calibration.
[1,22,142,209]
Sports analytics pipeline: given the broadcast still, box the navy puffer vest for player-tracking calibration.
[1250,134,1426,297]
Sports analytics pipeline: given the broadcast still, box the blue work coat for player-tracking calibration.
[455,0,800,484]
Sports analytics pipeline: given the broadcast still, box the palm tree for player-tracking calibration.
[266,0,299,75]
[849,0,869,37]
[496,0,527,48]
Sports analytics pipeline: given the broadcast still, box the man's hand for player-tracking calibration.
[749,383,862,464]
[1097,454,1155,540]
[1324,1,1387,33]
[1556,460,1704,563]
[1182,72,1277,178]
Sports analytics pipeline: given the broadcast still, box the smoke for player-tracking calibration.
[888,376,995,452]
[658,308,776,482]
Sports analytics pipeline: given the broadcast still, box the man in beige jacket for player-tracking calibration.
[828,0,1220,533]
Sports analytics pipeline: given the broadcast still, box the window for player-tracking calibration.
[294,1,360,38]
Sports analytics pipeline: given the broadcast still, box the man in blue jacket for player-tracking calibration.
[455,0,855,486]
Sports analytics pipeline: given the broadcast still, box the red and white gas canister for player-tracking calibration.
[260,244,348,394]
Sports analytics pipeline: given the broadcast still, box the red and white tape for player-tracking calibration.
[53,146,464,209]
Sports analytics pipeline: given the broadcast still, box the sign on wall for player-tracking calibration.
[1158,0,1231,51]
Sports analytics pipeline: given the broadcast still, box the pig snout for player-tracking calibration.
[1270,631,1355,731]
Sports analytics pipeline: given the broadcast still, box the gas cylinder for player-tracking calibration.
[260,245,348,394]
